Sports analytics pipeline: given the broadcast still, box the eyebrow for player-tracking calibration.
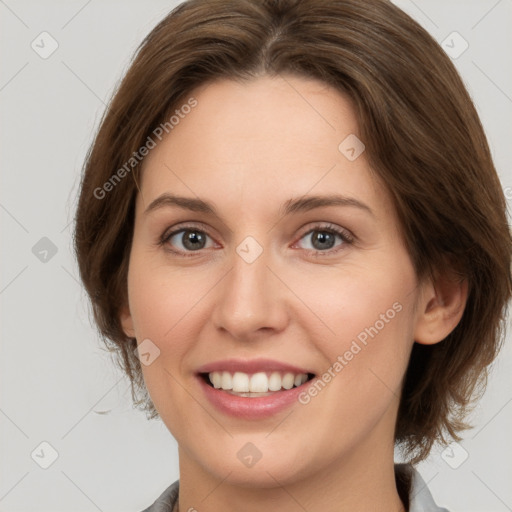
[144,193,374,218]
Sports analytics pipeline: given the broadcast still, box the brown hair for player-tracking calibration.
[73,0,512,463]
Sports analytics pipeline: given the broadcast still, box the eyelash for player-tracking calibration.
[158,222,354,258]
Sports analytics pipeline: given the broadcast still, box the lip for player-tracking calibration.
[195,358,316,420]
[197,373,315,420]
[196,358,313,375]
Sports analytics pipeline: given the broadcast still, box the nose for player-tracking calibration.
[211,244,289,342]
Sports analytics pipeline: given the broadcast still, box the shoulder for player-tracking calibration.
[139,479,179,512]
[395,463,450,512]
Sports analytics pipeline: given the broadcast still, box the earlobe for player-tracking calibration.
[119,305,136,338]
[414,270,468,346]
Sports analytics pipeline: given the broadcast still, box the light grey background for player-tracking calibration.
[1,1,511,511]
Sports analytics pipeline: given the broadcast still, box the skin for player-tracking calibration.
[120,74,467,512]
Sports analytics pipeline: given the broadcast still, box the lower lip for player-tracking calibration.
[197,375,313,420]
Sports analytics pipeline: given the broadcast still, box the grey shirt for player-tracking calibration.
[141,463,449,512]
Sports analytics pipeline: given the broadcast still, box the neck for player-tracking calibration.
[176,422,406,512]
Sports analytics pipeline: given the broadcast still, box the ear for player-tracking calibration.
[119,304,136,338]
[414,267,468,345]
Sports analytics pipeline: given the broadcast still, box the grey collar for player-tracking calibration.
[397,463,450,512]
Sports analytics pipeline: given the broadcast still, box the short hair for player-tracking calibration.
[73,0,512,463]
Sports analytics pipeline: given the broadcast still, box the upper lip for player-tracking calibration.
[196,358,314,375]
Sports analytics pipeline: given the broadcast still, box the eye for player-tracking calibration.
[294,223,353,255]
[159,222,354,257]
[160,225,216,255]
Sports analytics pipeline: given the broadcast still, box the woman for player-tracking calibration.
[73,0,512,511]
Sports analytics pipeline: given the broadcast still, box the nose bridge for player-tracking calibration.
[212,236,287,339]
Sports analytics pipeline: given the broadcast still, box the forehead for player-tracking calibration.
[137,74,389,221]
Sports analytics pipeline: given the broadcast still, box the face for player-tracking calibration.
[121,74,425,487]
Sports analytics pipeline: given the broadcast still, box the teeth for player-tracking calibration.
[207,370,310,393]
[268,372,282,391]
[249,372,268,392]
[232,372,249,392]
[211,372,222,389]
[282,373,295,390]
[221,371,233,390]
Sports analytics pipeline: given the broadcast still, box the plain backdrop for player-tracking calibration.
[1,1,511,511]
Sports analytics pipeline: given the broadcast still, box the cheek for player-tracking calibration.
[127,254,213,342]
[294,253,416,406]
[126,253,222,416]
[126,256,205,421]
[293,257,415,348]
[296,277,415,447]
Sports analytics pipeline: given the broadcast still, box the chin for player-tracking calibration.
[198,448,315,489]
[217,466,303,489]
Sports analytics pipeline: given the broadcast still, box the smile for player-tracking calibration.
[203,370,314,396]
[195,358,317,418]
